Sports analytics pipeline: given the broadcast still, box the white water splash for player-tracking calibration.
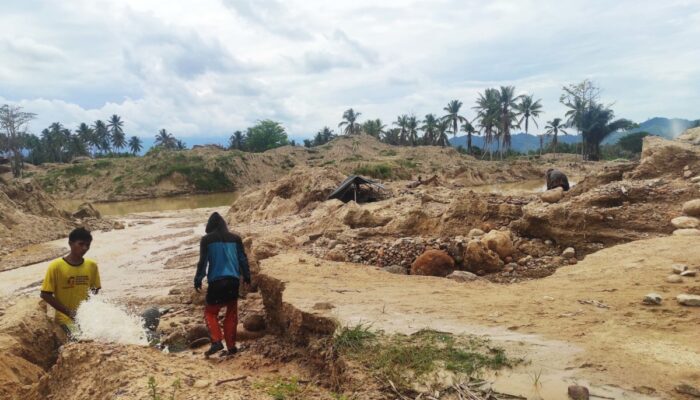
[74,295,149,346]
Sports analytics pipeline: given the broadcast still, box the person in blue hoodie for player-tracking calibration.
[194,212,251,357]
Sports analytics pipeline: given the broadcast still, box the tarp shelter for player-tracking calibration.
[327,175,386,203]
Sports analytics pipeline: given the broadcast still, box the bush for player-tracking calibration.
[354,163,393,179]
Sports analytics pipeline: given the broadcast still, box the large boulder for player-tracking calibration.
[72,202,101,219]
[540,187,564,203]
[671,216,700,229]
[410,249,455,277]
[682,199,700,217]
[480,229,514,259]
[463,240,501,274]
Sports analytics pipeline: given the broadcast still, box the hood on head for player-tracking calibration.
[205,212,228,233]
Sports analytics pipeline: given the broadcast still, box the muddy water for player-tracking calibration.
[0,207,224,300]
[468,179,577,195]
[57,192,238,216]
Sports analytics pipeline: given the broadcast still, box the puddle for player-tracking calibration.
[467,179,577,196]
[57,192,238,216]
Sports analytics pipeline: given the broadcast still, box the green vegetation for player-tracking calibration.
[245,120,289,152]
[255,377,303,400]
[333,326,516,391]
[156,164,231,192]
[395,158,418,169]
[147,377,180,400]
[379,149,397,157]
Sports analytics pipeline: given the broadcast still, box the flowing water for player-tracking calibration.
[73,295,149,346]
[57,192,238,216]
[468,179,577,196]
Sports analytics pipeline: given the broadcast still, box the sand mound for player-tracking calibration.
[227,167,347,224]
[627,136,700,180]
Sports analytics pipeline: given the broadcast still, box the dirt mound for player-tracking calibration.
[227,167,347,224]
[627,136,700,180]
[677,126,700,145]
[0,298,63,400]
[513,137,700,253]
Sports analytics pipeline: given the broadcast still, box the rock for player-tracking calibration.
[480,230,515,259]
[163,330,188,352]
[411,249,455,277]
[692,176,700,183]
[463,240,502,273]
[673,228,700,236]
[168,288,183,295]
[189,337,210,349]
[642,293,662,305]
[193,380,210,389]
[243,314,266,332]
[186,324,210,343]
[517,255,533,266]
[113,221,125,230]
[672,264,689,274]
[325,248,347,262]
[677,294,700,306]
[666,275,683,284]
[312,302,335,310]
[446,271,479,283]
[541,187,564,203]
[681,270,697,277]
[671,216,700,229]
[567,385,590,400]
[562,247,576,259]
[72,202,101,219]
[684,170,694,179]
[675,383,700,398]
[467,228,485,238]
[544,239,553,246]
[382,265,408,275]
[682,199,700,217]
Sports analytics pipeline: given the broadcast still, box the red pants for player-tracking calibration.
[204,300,238,349]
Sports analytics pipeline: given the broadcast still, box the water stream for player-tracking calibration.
[57,192,238,216]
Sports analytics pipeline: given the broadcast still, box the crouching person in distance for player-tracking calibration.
[545,168,570,191]
[194,212,251,357]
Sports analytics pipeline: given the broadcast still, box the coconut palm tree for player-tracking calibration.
[544,118,567,156]
[435,119,451,147]
[382,128,401,145]
[338,108,361,135]
[128,136,143,155]
[92,120,110,154]
[442,100,467,141]
[473,88,501,160]
[406,115,419,146]
[108,114,126,152]
[155,129,176,149]
[460,121,477,153]
[497,86,522,157]
[361,119,386,138]
[393,115,409,145]
[75,123,94,156]
[420,114,439,145]
[516,95,543,134]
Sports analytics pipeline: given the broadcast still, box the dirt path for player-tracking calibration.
[260,236,700,399]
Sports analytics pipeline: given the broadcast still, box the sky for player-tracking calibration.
[1,0,699,143]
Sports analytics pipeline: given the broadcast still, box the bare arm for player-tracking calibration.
[40,291,75,320]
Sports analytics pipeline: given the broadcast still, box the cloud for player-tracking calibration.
[0,0,699,142]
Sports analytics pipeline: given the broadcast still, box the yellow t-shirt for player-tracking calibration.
[41,257,101,326]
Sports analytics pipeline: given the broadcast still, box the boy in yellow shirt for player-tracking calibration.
[40,227,101,334]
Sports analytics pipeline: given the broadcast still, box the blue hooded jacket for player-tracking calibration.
[194,212,251,287]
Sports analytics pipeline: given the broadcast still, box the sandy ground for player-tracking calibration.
[259,236,700,399]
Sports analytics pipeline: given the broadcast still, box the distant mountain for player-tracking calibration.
[450,117,697,153]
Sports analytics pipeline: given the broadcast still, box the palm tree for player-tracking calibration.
[128,136,143,155]
[406,115,419,146]
[516,95,543,134]
[442,100,467,141]
[420,114,439,145]
[176,139,187,150]
[579,104,635,160]
[435,119,451,147]
[228,130,245,150]
[497,86,522,157]
[361,119,385,138]
[460,121,477,153]
[382,128,401,145]
[92,120,110,154]
[393,115,409,145]
[108,114,126,152]
[544,118,567,156]
[338,108,361,135]
[155,129,176,149]
[320,126,334,143]
[75,123,94,156]
[473,88,501,160]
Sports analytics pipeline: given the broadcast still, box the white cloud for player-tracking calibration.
[0,0,699,141]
